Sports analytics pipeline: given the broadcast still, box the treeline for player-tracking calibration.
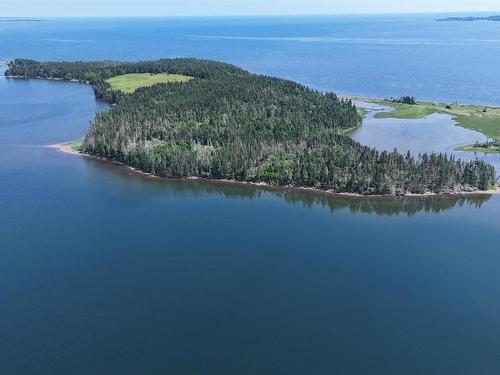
[6,59,496,194]
[5,58,244,102]
[393,96,417,105]
[385,96,417,105]
[475,139,500,147]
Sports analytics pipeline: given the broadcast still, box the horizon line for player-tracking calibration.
[2,10,500,18]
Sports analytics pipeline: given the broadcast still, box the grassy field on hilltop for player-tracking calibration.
[106,73,193,93]
[361,98,500,140]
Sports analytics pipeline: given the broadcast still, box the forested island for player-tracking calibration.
[5,58,497,195]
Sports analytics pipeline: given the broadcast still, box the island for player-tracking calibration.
[5,58,497,195]
[437,16,500,22]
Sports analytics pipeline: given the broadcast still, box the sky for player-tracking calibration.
[2,0,500,17]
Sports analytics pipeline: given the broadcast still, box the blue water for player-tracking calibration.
[1,14,500,104]
[351,102,500,172]
[2,16,500,375]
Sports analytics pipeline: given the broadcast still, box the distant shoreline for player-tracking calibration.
[0,20,47,22]
[437,15,500,22]
[50,142,500,198]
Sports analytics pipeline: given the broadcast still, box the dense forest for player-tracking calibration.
[6,59,496,195]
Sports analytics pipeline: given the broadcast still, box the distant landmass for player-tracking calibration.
[0,18,47,22]
[437,15,500,22]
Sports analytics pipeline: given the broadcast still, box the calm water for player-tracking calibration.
[2,16,500,375]
[351,102,500,172]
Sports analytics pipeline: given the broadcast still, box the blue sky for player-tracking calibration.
[3,0,500,17]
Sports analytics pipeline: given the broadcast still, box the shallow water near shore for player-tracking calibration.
[352,102,500,172]
[2,18,500,374]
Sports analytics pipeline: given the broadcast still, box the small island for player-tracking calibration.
[5,58,497,195]
[437,15,500,22]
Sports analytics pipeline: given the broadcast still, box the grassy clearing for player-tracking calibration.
[106,73,193,93]
[360,98,500,140]
[375,102,437,119]
[64,140,83,152]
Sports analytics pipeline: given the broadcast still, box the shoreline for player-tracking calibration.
[346,95,500,110]
[455,144,500,154]
[50,142,500,198]
[13,70,496,197]
[352,97,500,150]
[5,74,88,84]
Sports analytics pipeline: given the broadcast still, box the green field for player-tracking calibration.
[64,140,83,152]
[106,73,193,93]
[359,98,500,140]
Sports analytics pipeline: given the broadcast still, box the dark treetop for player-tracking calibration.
[6,58,496,195]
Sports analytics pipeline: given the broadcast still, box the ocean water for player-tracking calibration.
[1,14,500,104]
[2,15,500,375]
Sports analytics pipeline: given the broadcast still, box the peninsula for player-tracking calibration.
[5,58,496,195]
